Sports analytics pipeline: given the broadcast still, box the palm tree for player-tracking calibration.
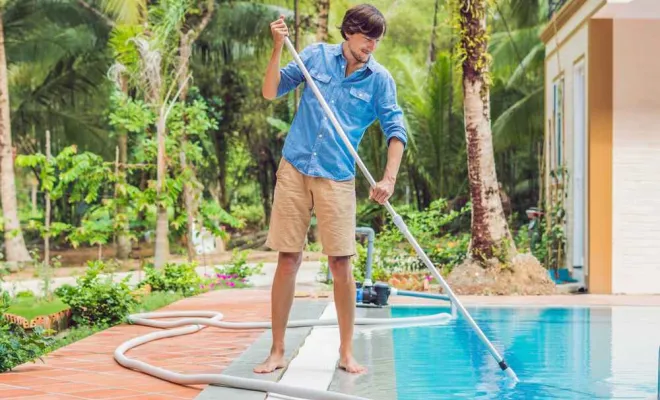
[0,1,31,264]
[456,0,515,263]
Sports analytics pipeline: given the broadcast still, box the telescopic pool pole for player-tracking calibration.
[282,36,519,383]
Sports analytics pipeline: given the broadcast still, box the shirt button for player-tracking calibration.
[313,152,317,156]
[318,134,322,137]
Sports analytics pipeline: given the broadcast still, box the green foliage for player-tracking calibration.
[230,204,265,229]
[15,144,144,250]
[530,166,568,271]
[108,89,155,133]
[350,241,391,283]
[215,250,263,280]
[48,325,101,353]
[0,290,53,373]
[451,0,495,83]
[140,261,203,297]
[130,291,185,314]
[200,273,250,291]
[322,199,472,285]
[54,261,137,327]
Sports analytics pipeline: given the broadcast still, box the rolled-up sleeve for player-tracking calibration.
[277,44,317,98]
[375,73,407,148]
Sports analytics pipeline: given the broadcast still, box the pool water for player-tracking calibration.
[390,305,660,399]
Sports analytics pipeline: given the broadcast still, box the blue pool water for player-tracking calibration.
[390,305,660,399]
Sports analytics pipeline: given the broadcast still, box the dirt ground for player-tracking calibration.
[444,252,558,295]
[2,243,325,282]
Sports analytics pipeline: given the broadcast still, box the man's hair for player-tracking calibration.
[339,4,386,40]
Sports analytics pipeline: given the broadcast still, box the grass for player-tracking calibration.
[130,291,185,314]
[6,296,69,321]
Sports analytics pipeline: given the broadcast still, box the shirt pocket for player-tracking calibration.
[347,86,373,114]
[308,68,332,86]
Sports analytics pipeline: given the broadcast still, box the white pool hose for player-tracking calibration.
[115,308,453,400]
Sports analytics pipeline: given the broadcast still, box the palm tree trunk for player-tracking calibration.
[178,33,195,262]
[154,113,169,268]
[427,0,440,67]
[176,2,214,261]
[0,11,31,265]
[458,0,515,264]
[116,76,131,260]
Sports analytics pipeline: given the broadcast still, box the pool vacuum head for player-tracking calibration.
[356,281,391,307]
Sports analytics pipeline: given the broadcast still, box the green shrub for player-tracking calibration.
[215,250,263,280]
[0,290,53,372]
[54,261,136,327]
[15,290,35,298]
[347,199,473,281]
[140,261,202,297]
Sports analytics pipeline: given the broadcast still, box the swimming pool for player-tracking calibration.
[384,305,660,399]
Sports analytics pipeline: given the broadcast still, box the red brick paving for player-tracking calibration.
[0,289,281,399]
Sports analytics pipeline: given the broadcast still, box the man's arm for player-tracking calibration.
[370,75,408,205]
[262,17,316,101]
[383,138,405,183]
[262,16,287,100]
[370,138,404,204]
[262,46,284,100]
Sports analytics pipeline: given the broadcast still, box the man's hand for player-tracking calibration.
[270,15,288,48]
[369,176,395,205]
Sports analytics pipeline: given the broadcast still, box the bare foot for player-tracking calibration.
[338,354,366,374]
[253,353,287,374]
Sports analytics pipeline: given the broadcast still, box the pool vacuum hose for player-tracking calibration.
[114,36,519,399]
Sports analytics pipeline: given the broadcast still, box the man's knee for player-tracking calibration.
[328,256,353,283]
[277,252,303,275]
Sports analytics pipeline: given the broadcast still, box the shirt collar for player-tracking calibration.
[333,42,376,71]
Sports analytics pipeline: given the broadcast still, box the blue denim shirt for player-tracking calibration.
[276,42,407,181]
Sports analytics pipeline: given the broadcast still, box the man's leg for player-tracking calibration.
[311,176,364,374]
[254,251,302,373]
[328,255,366,374]
[257,158,312,373]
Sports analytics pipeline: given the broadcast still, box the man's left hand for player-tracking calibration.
[370,177,395,205]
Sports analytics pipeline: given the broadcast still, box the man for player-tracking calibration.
[255,4,407,375]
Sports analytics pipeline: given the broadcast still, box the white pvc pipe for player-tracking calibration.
[115,307,453,400]
[281,37,518,382]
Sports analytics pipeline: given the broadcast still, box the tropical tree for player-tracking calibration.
[453,0,515,263]
[0,1,32,264]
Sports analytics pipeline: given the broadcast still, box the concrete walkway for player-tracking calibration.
[1,261,325,297]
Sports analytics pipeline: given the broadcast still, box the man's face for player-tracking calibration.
[345,33,382,63]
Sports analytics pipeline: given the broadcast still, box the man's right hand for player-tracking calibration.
[270,15,289,48]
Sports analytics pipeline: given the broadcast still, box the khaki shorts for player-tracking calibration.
[265,158,356,257]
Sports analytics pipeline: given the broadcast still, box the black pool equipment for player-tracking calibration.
[356,280,391,307]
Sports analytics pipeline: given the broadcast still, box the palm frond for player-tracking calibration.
[507,0,543,29]
[492,85,543,151]
[506,42,544,88]
[195,2,292,65]
[100,0,147,25]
